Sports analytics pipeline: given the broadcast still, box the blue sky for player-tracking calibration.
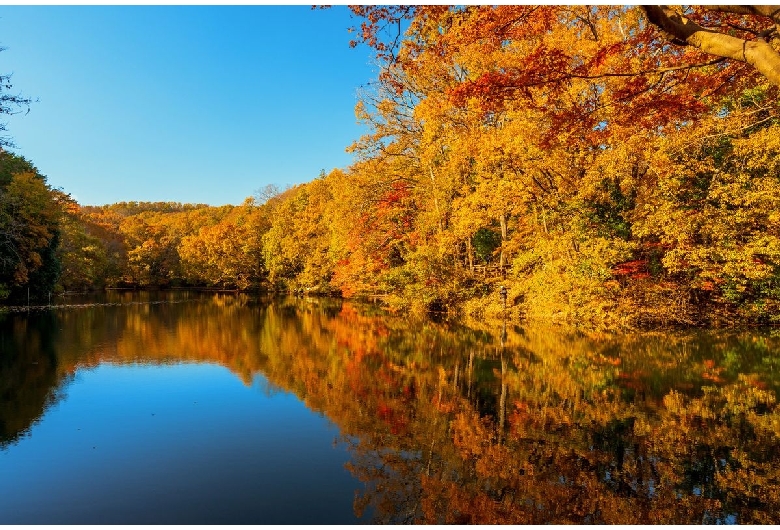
[0,5,377,206]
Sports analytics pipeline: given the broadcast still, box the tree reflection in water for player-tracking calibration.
[2,293,780,523]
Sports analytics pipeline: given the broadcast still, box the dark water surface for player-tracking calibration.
[2,291,780,523]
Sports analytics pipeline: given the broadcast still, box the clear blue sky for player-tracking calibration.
[0,5,377,206]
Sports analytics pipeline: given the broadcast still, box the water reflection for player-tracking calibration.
[2,292,780,523]
[0,312,63,446]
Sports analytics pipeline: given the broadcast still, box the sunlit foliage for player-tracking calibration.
[6,5,780,329]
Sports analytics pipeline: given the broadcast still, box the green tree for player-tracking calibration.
[0,167,61,302]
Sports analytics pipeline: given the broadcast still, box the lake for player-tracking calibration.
[2,291,780,523]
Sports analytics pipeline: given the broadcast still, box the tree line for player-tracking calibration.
[3,5,780,327]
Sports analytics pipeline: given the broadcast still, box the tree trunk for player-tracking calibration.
[467,349,474,399]
[499,353,507,443]
[466,236,474,271]
[499,212,507,269]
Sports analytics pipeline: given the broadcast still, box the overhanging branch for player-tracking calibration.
[642,5,780,87]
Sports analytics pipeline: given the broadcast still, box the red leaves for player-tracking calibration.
[348,5,415,63]
[612,259,649,279]
[447,45,574,111]
[377,180,411,208]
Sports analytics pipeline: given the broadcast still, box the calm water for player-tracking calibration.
[2,291,780,524]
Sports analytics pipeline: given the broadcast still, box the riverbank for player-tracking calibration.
[5,284,778,333]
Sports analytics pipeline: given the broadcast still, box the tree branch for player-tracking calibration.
[706,5,780,24]
[642,5,780,87]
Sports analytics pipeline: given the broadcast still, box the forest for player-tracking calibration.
[2,5,780,328]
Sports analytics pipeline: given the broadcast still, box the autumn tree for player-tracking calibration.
[56,194,120,291]
[339,5,780,325]
[0,152,61,301]
[262,175,339,293]
[179,198,269,289]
